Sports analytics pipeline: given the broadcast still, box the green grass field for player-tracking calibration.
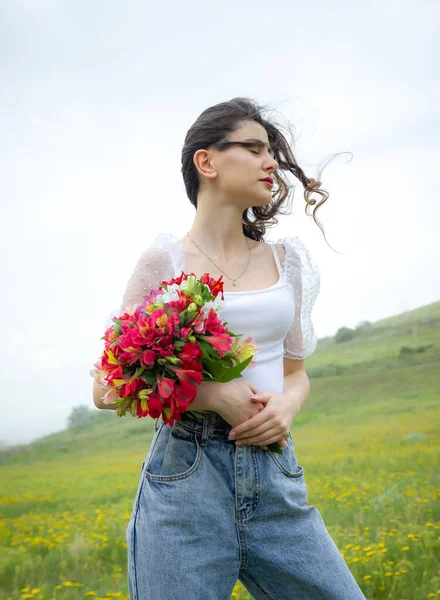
[1,301,439,600]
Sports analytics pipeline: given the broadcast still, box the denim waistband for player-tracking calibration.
[155,410,232,443]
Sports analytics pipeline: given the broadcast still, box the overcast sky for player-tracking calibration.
[1,0,438,446]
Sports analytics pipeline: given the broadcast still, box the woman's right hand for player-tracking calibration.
[214,379,270,451]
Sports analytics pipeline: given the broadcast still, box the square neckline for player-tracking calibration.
[173,237,288,295]
[223,275,284,295]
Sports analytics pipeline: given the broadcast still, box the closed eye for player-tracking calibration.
[250,145,275,158]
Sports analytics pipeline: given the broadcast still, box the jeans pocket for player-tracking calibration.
[144,423,203,482]
[268,433,305,478]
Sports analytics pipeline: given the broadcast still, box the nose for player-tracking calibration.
[266,155,279,172]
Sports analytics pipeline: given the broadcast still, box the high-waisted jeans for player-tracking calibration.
[126,411,368,600]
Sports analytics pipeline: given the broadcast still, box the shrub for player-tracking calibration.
[335,326,355,344]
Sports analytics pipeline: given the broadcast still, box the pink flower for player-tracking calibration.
[103,387,119,405]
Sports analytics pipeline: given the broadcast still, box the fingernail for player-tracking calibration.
[229,432,236,439]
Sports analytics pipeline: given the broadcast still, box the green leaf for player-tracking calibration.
[187,410,208,419]
[132,366,145,380]
[206,361,226,380]
[226,330,240,337]
[197,339,221,360]
[220,355,234,367]
[215,355,254,383]
[140,373,156,385]
[201,370,215,381]
[267,442,283,455]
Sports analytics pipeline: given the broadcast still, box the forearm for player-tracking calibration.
[184,381,225,413]
[282,370,310,412]
[94,379,225,413]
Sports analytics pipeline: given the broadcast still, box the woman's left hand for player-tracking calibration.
[228,392,301,447]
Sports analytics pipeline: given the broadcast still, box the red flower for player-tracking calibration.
[165,271,189,287]
[177,341,203,363]
[140,348,157,367]
[100,350,123,380]
[171,365,203,388]
[180,326,192,340]
[198,333,233,358]
[119,377,144,399]
[157,376,175,398]
[164,289,194,313]
[175,380,198,406]
[200,272,225,298]
[147,393,164,419]
[136,397,150,418]
[203,308,227,335]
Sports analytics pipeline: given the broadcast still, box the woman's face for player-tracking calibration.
[197,120,279,207]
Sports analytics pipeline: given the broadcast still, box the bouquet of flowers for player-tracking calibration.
[90,270,284,453]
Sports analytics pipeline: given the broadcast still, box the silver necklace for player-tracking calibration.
[186,232,251,287]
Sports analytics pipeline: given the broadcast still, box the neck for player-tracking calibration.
[187,206,249,262]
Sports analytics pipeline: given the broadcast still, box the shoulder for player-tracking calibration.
[273,242,286,264]
[136,232,180,264]
[132,244,173,270]
[126,235,177,282]
[276,235,310,255]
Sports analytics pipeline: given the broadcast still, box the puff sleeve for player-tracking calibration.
[277,236,321,360]
[104,236,177,330]
[118,245,175,314]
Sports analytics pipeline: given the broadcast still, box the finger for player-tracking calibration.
[236,428,290,444]
[234,423,272,441]
[251,393,271,404]
[236,430,287,446]
[251,397,270,407]
[229,410,269,438]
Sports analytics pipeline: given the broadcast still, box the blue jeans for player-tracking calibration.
[126,411,367,600]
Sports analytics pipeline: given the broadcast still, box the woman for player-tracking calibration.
[94,97,366,599]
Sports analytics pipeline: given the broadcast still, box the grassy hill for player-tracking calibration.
[1,300,439,600]
[2,299,438,464]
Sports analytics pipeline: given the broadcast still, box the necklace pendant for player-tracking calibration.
[233,282,237,286]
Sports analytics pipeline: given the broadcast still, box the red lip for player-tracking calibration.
[260,177,273,187]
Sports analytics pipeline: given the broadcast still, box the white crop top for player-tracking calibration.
[105,232,320,396]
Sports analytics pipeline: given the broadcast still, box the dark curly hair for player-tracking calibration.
[181,97,351,249]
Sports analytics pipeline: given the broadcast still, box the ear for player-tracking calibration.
[193,148,217,180]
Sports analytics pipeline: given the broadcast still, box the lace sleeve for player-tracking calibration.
[118,244,175,314]
[277,236,321,360]
[102,233,181,330]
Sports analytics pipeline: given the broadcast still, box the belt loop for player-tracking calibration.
[199,414,210,446]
